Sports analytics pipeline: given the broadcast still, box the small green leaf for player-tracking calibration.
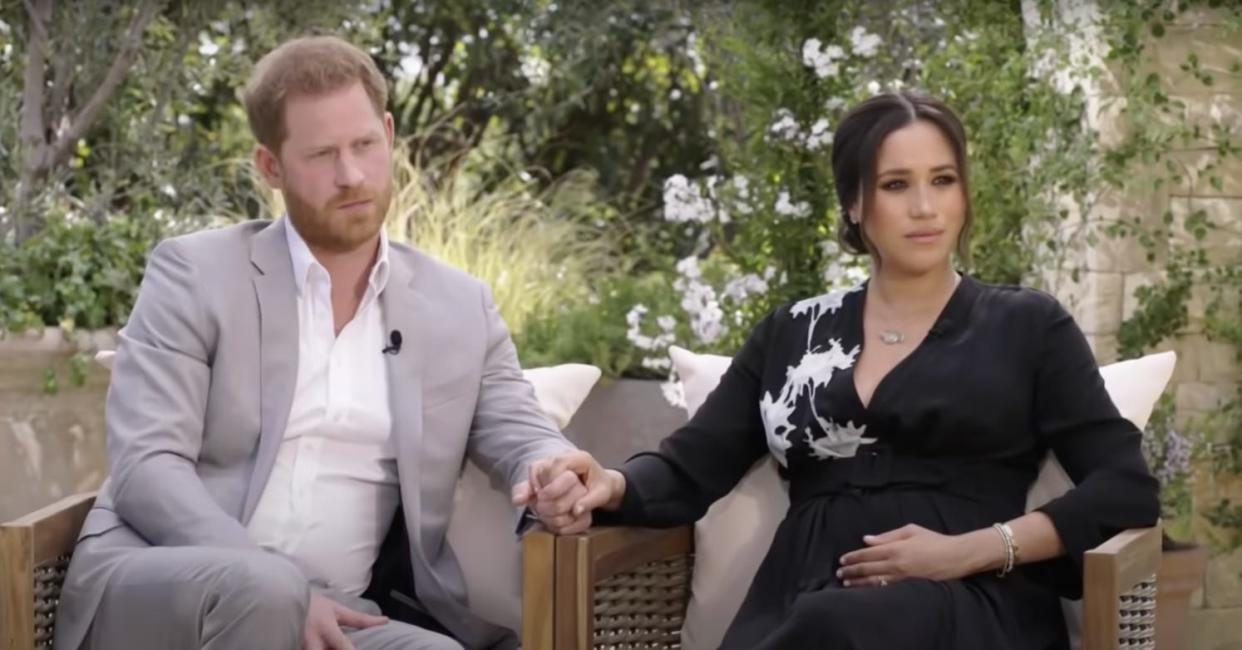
[43,368,59,395]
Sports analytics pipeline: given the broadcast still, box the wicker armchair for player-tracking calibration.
[1,492,96,650]
[520,523,1163,650]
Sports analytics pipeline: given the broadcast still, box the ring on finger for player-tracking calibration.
[878,576,889,587]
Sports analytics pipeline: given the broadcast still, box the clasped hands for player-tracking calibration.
[510,450,624,535]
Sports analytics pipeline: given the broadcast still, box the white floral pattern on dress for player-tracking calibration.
[761,284,873,465]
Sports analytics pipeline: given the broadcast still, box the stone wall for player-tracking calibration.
[0,328,113,522]
[1039,5,1242,649]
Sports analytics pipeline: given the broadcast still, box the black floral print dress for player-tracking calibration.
[601,276,1159,649]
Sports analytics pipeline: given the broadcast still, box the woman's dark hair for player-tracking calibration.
[830,91,973,266]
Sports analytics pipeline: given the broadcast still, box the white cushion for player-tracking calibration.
[96,350,600,635]
[669,346,788,650]
[667,345,1175,650]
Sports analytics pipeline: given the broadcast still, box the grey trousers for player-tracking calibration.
[82,546,462,650]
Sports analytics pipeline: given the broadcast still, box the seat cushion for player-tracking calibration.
[667,345,1175,650]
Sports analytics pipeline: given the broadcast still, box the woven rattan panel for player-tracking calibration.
[592,554,692,649]
[1118,576,1157,649]
[33,554,72,648]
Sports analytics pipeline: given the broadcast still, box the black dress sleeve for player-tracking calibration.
[1027,295,1161,597]
[598,310,777,528]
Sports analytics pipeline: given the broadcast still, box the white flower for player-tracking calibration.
[731,175,755,215]
[774,191,811,218]
[768,108,802,141]
[722,273,769,303]
[657,316,678,332]
[520,55,550,87]
[849,26,882,58]
[801,38,823,67]
[825,97,847,112]
[801,38,847,79]
[160,184,178,199]
[675,256,702,280]
[670,88,683,101]
[626,304,649,327]
[732,175,751,199]
[866,80,882,95]
[662,175,716,224]
[822,261,846,284]
[197,33,219,57]
[398,52,424,80]
[805,118,833,150]
[0,19,10,35]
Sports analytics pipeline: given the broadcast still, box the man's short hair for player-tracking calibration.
[242,35,388,152]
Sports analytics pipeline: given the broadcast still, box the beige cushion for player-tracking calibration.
[446,363,601,632]
[97,350,601,635]
[667,345,1175,650]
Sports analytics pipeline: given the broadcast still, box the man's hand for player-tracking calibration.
[302,590,388,650]
[836,524,1002,588]
[511,450,626,535]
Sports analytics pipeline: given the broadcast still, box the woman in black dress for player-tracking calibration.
[526,92,1160,649]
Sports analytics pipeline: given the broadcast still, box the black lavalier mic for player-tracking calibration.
[382,330,403,355]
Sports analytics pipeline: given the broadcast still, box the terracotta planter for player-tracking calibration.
[1155,542,1209,649]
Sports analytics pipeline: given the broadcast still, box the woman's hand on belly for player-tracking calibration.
[836,523,1004,587]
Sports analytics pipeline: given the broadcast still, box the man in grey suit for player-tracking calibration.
[54,36,601,650]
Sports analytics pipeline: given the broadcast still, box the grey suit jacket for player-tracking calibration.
[54,219,575,649]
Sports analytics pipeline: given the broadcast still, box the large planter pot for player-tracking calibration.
[0,328,114,521]
[562,378,688,467]
[1156,542,1209,649]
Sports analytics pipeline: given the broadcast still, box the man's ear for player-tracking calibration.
[384,111,395,148]
[254,144,283,190]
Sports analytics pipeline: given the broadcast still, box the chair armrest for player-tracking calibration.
[1,492,97,650]
[1082,525,1162,650]
[527,525,693,650]
[521,527,557,650]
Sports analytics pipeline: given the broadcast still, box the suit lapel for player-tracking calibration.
[242,219,300,522]
[383,250,427,553]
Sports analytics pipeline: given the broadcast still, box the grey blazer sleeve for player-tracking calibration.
[466,284,576,491]
[105,239,258,549]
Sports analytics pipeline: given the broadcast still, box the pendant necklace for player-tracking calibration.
[874,273,961,346]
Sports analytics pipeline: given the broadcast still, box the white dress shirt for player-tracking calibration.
[247,220,400,596]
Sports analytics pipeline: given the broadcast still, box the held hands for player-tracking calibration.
[511,450,626,535]
[836,524,1002,588]
[302,590,388,650]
